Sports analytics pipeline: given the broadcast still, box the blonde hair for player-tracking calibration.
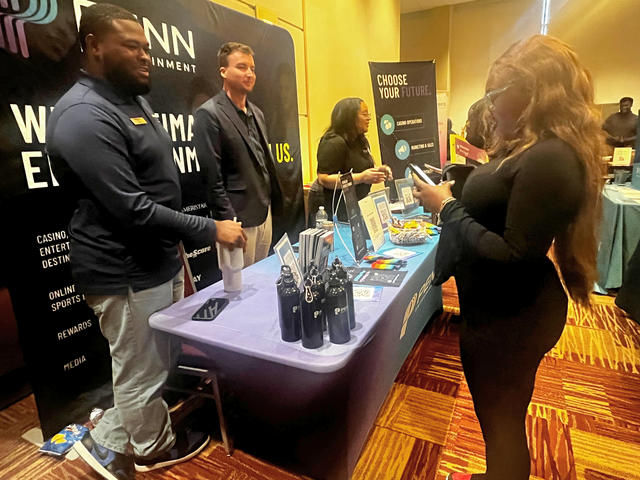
[488,35,604,305]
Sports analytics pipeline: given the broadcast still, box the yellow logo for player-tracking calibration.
[130,117,147,125]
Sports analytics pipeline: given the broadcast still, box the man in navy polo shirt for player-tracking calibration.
[46,4,245,479]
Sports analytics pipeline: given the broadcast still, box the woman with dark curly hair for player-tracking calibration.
[412,35,604,480]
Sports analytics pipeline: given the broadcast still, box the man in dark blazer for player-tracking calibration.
[194,42,282,267]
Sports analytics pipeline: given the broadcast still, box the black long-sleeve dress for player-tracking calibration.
[436,137,585,478]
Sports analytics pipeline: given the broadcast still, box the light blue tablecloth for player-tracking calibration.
[150,223,441,373]
[595,184,640,291]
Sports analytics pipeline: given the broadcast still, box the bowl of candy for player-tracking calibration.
[388,218,437,245]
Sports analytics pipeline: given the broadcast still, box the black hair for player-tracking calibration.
[325,97,365,144]
[79,3,138,51]
[620,97,633,105]
[218,42,255,69]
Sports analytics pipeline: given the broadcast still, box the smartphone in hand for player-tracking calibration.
[408,163,438,186]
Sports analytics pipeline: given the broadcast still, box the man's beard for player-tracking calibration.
[104,60,151,96]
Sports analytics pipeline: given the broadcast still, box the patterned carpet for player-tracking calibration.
[1,280,639,480]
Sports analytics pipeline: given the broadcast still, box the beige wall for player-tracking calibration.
[208,0,401,184]
[400,6,450,91]
[448,0,540,132]
[548,0,640,105]
[401,0,640,133]
[305,0,401,177]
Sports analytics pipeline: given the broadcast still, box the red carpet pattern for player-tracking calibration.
[1,290,639,479]
[353,294,640,480]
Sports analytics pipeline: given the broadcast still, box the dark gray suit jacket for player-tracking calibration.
[194,90,282,228]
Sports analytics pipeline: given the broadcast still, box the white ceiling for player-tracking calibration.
[400,0,477,14]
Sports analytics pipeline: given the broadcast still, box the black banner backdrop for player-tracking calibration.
[0,0,303,438]
[368,61,439,199]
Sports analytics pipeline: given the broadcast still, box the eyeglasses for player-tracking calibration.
[483,83,512,109]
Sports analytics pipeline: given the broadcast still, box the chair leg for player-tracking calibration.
[209,373,233,455]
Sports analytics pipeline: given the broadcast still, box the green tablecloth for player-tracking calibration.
[596,184,640,291]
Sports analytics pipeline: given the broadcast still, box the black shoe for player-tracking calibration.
[134,428,210,472]
[73,431,134,480]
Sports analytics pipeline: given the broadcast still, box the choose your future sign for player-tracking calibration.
[368,61,439,199]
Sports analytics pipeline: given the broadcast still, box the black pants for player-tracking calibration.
[458,271,567,479]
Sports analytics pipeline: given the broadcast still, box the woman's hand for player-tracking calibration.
[377,165,393,181]
[412,174,454,212]
[355,168,387,185]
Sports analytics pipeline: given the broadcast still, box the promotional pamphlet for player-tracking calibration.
[346,267,408,287]
[394,177,418,211]
[612,147,633,166]
[381,248,421,260]
[449,134,489,164]
[274,233,303,288]
[340,172,368,261]
[298,228,334,273]
[352,285,384,302]
[369,190,393,231]
[358,196,386,252]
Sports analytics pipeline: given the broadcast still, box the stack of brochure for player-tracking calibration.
[298,227,334,274]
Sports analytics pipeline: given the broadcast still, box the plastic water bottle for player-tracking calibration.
[315,206,328,228]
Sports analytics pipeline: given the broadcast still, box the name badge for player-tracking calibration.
[130,117,147,125]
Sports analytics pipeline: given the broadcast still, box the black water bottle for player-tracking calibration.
[325,272,350,344]
[309,265,326,331]
[300,279,323,349]
[334,263,356,329]
[276,265,301,342]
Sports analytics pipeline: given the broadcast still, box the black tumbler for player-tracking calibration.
[300,280,323,349]
[276,265,301,342]
[325,272,350,344]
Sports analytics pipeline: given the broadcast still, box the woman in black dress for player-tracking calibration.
[412,35,604,480]
[315,97,392,221]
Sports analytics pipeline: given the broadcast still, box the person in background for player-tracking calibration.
[603,96,637,148]
[46,5,246,480]
[412,35,603,480]
[194,42,282,267]
[316,97,392,221]
[463,98,495,151]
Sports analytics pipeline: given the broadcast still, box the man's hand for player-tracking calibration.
[215,220,247,249]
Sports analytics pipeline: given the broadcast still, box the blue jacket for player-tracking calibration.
[46,73,216,294]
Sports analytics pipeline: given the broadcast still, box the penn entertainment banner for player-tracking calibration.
[368,61,439,198]
[0,0,303,438]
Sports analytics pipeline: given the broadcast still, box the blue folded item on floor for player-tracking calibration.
[39,423,88,456]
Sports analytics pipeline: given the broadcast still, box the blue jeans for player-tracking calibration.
[85,270,183,457]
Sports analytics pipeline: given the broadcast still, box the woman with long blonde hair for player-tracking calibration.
[412,35,604,480]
